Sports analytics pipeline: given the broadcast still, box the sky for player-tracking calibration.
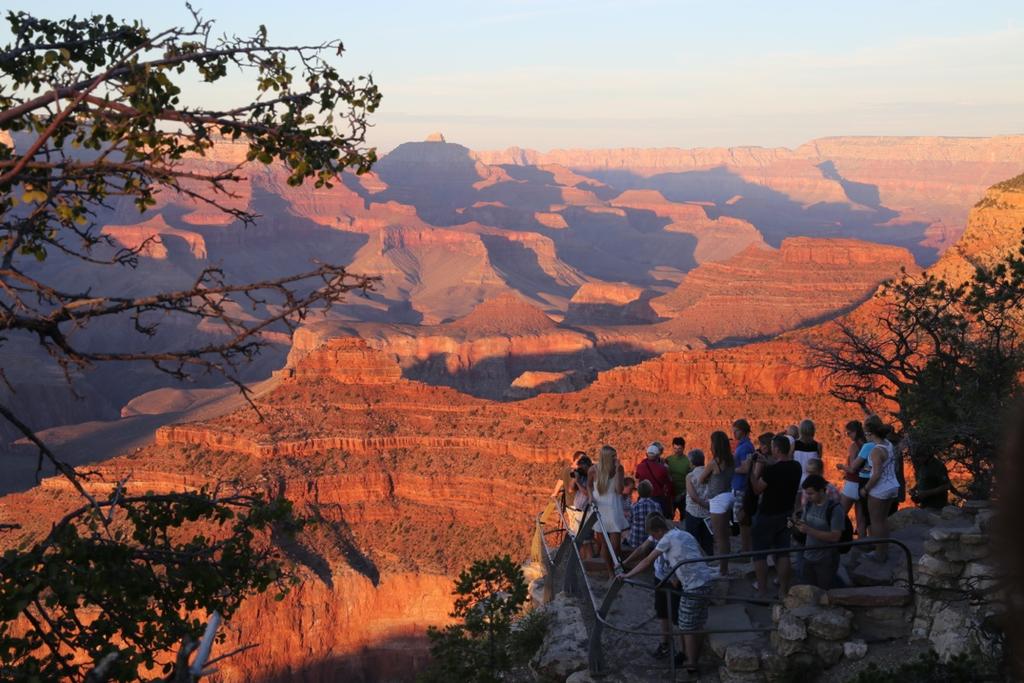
[3,1,1024,152]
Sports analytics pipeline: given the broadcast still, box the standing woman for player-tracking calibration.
[837,421,869,538]
[860,415,900,562]
[685,449,715,555]
[589,445,629,571]
[699,431,736,576]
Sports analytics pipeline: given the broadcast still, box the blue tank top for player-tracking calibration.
[856,442,874,479]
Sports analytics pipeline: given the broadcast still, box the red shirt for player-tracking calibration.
[635,458,674,500]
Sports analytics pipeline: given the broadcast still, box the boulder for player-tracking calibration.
[770,631,806,657]
[851,605,912,641]
[944,542,990,562]
[929,605,976,660]
[565,672,626,683]
[807,608,853,641]
[530,595,589,682]
[976,509,996,533]
[725,644,761,672]
[918,554,964,579]
[777,612,807,641]
[718,667,766,683]
[760,649,788,675]
[826,586,911,608]
[843,639,868,659]
[887,507,939,531]
[809,637,844,667]
[850,558,895,586]
[928,526,976,542]
[784,584,827,609]
[960,561,1000,594]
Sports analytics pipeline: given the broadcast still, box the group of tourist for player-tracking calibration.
[553,416,955,673]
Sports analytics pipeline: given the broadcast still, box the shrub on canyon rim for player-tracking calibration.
[419,555,529,683]
[0,6,378,680]
[813,233,1024,499]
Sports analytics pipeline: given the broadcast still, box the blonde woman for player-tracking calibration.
[589,445,628,570]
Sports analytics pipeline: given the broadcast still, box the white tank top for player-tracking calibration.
[873,440,900,494]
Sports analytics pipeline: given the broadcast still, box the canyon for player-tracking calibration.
[2,129,1023,681]
[6,134,1022,450]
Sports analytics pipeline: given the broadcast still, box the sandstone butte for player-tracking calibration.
[649,237,918,343]
[3,160,1024,678]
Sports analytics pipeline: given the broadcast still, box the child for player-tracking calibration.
[621,476,637,527]
[619,514,712,674]
[801,458,840,506]
[625,480,661,550]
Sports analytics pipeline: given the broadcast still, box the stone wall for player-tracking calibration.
[912,502,1003,661]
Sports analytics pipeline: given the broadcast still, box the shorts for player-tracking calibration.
[801,554,839,590]
[841,480,860,500]
[654,583,681,622]
[709,491,734,515]
[678,583,712,632]
[732,490,749,524]
[869,486,899,501]
[752,512,791,555]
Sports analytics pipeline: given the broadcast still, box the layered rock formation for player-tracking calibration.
[650,238,917,343]
[478,135,1024,259]
[564,282,658,325]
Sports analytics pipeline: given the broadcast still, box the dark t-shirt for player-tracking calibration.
[915,458,951,509]
[758,460,802,516]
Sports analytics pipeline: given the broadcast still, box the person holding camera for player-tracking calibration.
[751,435,802,599]
[794,474,847,589]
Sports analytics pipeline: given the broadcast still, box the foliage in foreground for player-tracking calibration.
[0,5,380,679]
[0,488,302,681]
[418,555,534,683]
[813,233,1024,498]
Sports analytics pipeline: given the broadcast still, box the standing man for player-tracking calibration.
[751,435,802,599]
[909,449,954,510]
[636,442,674,518]
[665,436,691,522]
[731,419,755,554]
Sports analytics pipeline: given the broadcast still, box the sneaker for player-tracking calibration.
[652,642,670,659]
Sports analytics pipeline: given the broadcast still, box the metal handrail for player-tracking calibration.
[534,494,919,676]
[537,500,776,675]
[657,537,916,596]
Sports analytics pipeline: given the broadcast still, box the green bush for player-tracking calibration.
[418,555,529,683]
[508,609,551,664]
[846,651,1000,683]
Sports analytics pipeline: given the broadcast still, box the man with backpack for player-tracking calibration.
[794,474,851,589]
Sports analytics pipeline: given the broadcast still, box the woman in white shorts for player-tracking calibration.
[699,431,735,576]
[837,420,869,539]
[860,415,900,562]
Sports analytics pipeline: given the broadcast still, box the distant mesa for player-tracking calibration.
[424,131,446,142]
[505,369,587,399]
[564,282,659,326]
[290,338,403,385]
[444,293,558,337]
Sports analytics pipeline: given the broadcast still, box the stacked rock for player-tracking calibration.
[721,585,864,682]
[911,502,1002,661]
